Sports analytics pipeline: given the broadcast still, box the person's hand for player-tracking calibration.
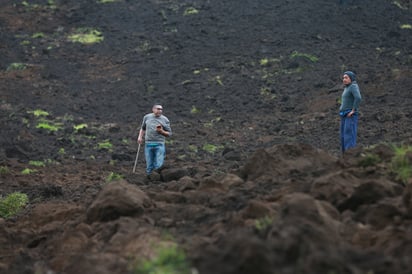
[156,125,163,133]
[348,110,355,117]
[138,137,143,144]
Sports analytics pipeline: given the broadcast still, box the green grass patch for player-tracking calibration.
[29,160,46,167]
[73,123,88,132]
[202,143,223,154]
[28,109,49,117]
[132,244,191,274]
[391,144,412,184]
[0,192,29,218]
[36,121,61,132]
[290,51,319,62]
[6,62,27,71]
[68,28,104,44]
[98,140,113,150]
[21,168,37,175]
[400,24,412,29]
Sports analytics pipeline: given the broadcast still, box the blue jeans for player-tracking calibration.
[340,113,358,153]
[144,143,165,175]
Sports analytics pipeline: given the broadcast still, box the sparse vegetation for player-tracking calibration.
[132,244,192,274]
[260,87,277,100]
[106,172,123,182]
[21,168,37,175]
[29,160,46,167]
[202,143,223,154]
[0,166,10,175]
[32,32,46,39]
[391,144,412,184]
[190,106,200,114]
[68,28,104,44]
[73,123,88,132]
[214,75,224,86]
[98,140,113,150]
[400,24,412,29]
[358,153,381,167]
[6,62,27,71]
[290,51,319,62]
[255,215,274,231]
[36,121,61,132]
[183,7,199,16]
[0,192,29,218]
[28,109,49,117]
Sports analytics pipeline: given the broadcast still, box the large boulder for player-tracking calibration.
[86,180,151,223]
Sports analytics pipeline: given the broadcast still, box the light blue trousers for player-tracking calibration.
[145,143,165,175]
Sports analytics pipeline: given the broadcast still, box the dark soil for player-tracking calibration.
[1,0,411,273]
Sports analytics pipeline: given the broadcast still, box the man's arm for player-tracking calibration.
[156,126,170,137]
[138,128,145,144]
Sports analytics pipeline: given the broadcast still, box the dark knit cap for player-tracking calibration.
[344,71,356,81]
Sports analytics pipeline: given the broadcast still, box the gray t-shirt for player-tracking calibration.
[141,113,172,143]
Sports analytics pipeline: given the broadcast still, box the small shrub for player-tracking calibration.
[358,153,381,167]
[255,216,274,231]
[0,192,29,218]
[106,172,123,182]
[0,166,10,175]
[391,144,412,184]
[132,244,191,274]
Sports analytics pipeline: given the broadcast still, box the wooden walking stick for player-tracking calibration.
[132,143,141,173]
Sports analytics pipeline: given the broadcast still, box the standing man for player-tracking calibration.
[339,71,362,153]
[138,104,172,177]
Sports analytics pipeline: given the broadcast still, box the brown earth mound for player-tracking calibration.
[1,0,411,273]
